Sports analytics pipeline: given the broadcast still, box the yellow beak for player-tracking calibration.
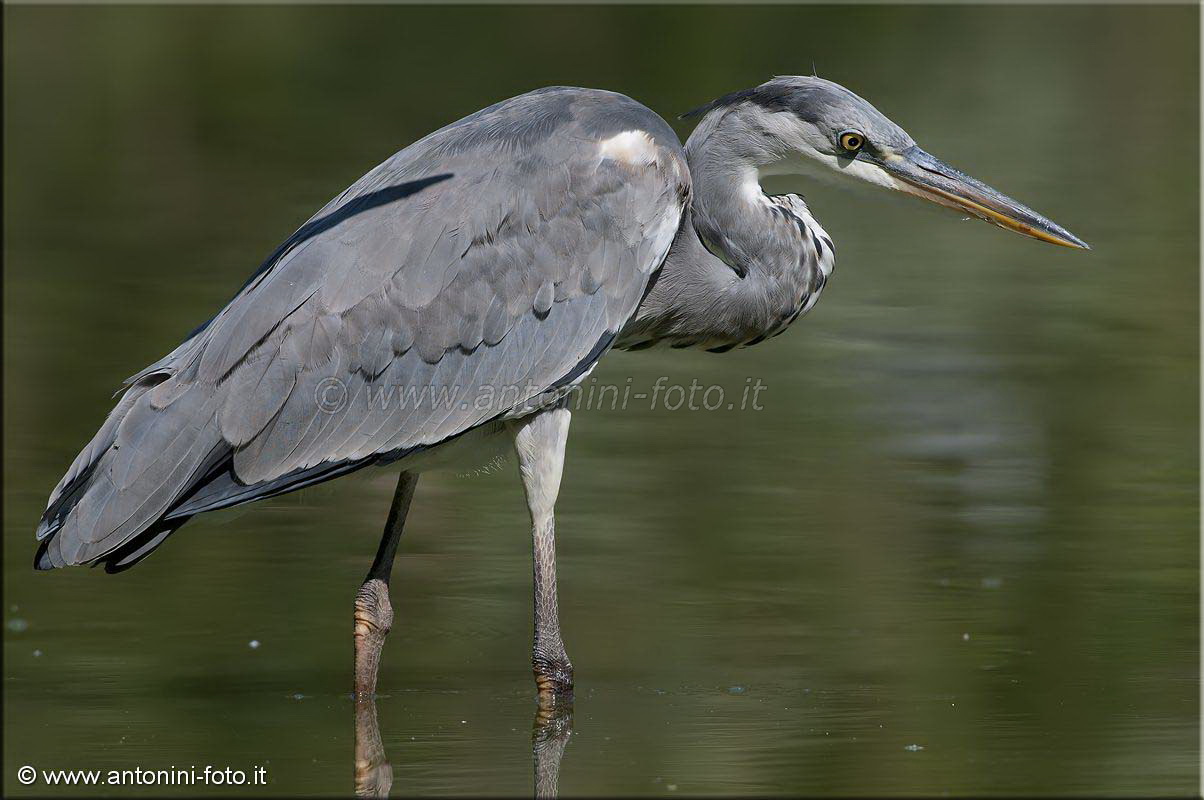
[879,146,1089,250]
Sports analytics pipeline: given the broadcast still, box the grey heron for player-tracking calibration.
[34,77,1087,706]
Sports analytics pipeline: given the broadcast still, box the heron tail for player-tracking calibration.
[34,367,383,573]
[34,371,227,573]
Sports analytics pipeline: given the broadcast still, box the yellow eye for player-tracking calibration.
[839,131,865,152]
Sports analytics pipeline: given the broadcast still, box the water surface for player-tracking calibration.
[3,5,1198,796]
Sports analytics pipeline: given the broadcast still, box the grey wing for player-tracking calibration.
[35,87,689,571]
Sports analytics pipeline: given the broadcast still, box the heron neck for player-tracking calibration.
[616,132,829,352]
[682,121,810,279]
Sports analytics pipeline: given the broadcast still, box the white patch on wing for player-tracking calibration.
[598,130,659,166]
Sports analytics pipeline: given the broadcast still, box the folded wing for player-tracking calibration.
[36,86,689,571]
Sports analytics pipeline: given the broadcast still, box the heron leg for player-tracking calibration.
[510,407,574,706]
[354,470,419,699]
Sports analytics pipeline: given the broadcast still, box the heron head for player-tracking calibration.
[684,76,1088,249]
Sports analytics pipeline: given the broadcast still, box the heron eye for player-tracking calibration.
[839,131,864,152]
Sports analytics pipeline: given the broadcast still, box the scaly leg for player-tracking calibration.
[353,471,418,698]
[510,407,574,706]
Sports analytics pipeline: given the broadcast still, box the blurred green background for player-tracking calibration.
[3,4,1198,796]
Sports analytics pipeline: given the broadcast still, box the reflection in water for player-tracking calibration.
[3,5,1197,797]
[533,703,574,799]
[354,699,392,798]
[351,697,573,798]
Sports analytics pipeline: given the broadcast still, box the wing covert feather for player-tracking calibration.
[207,89,688,488]
[36,86,689,569]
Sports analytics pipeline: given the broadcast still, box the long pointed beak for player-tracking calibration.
[877,146,1089,249]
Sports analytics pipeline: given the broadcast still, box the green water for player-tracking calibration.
[3,5,1198,796]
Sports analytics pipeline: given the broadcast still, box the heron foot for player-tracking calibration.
[354,578,393,699]
[533,654,574,707]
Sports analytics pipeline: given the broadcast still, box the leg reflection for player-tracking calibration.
[354,697,393,798]
[532,700,573,798]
